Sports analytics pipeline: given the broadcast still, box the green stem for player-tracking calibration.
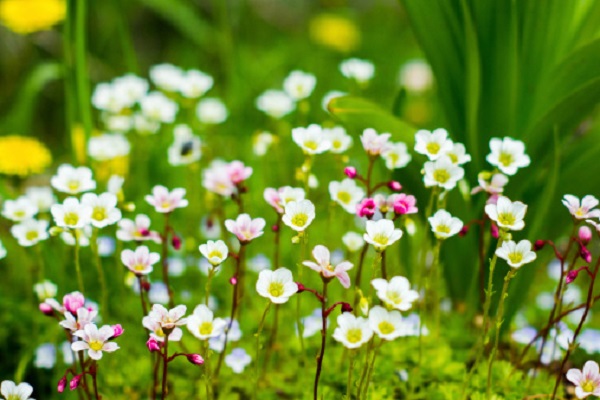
[254,302,272,399]
[205,268,215,306]
[74,229,85,293]
[313,280,329,400]
[91,228,107,316]
[362,340,383,399]
[74,0,92,142]
[346,350,356,399]
[357,339,374,396]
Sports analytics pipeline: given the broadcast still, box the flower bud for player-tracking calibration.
[123,202,136,212]
[49,226,64,236]
[534,240,545,251]
[57,376,67,393]
[341,302,353,313]
[141,280,151,292]
[171,235,182,250]
[139,228,150,237]
[230,276,238,285]
[187,354,205,365]
[344,166,357,179]
[39,302,54,316]
[579,226,593,245]
[356,198,376,218]
[458,226,469,237]
[271,224,279,232]
[580,245,592,263]
[566,269,580,284]
[63,292,85,314]
[388,181,402,192]
[490,222,499,239]
[70,375,82,391]
[146,337,161,353]
[296,282,306,293]
[111,324,124,339]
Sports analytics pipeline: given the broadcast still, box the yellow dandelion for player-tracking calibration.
[309,14,360,53]
[0,135,52,177]
[0,0,66,35]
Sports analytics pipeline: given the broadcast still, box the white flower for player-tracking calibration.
[33,280,57,300]
[323,126,352,153]
[484,196,527,231]
[283,70,316,100]
[199,240,228,266]
[143,304,188,341]
[252,131,276,156]
[496,240,537,269]
[145,185,188,213]
[363,219,403,251]
[360,128,391,156]
[196,98,228,124]
[382,142,411,170]
[332,313,373,349]
[92,82,129,113]
[24,187,55,212]
[116,214,161,243]
[187,304,227,340]
[442,142,471,165]
[371,276,419,311]
[329,179,365,213]
[168,125,202,166]
[292,124,331,155]
[0,380,35,400]
[256,90,295,118]
[2,197,38,222]
[339,58,374,84]
[140,92,178,123]
[225,348,252,374]
[566,361,600,398]
[368,306,404,341]
[11,219,49,246]
[71,324,119,360]
[107,175,124,196]
[0,240,5,260]
[149,63,184,92]
[471,172,508,196]
[121,246,160,275]
[423,156,465,190]
[562,195,600,220]
[303,245,353,288]
[88,133,130,161]
[178,69,213,98]
[103,114,133,132]
[414,129,453,160]
[486,137,531,176]
[59,307,98,332]
[225,214,266,243]
[264,186,306,214]
[133,113,161,134]
[112,74,149,104]
[255,268,298,304]
[51,164,96,195]
[51,197,93,229]
[428,209,463,239]
[399,59,433,93]
[342,232,365,252]
[321,90,346,111]
[209,319,242,352]
[34,343,56,369]
[81,193,122,228]
[282,200,316,232]
[60,226,92,247]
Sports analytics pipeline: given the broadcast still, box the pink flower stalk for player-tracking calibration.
[57,376,67,393]
[580,226,593,245]
[187,354,205,365]
[303,245,354,288]
[147,337,161,352]
[121,246,160,276]
[344,166,357,179]
[63,292,85,314]
[225,213,266,243]
[145,185,188,213]
[392,194,418,215]
[356,198,376,218]
[360,128,391,156]
[226,161,253,185]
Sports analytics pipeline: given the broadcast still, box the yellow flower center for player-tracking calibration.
[346,328,363,344]
[387,153,399,164]
[156,328,165,337]
[332,140,341,150]
[497,212,516,226]
[582,380,596,393]
[436,225,450,234]
[92,206,107,221]
[433,168,450,184]
[13,210,25,218]
[291,213,309,227]
[508,252,523,265]
[378,321,395,335]
[89,340,103,352]
[67,180,80,191]
[448,152,458,163]
[268,282,284,297]
[386,290,402,305]
[208,251,223,260]
[575,208,585,218]
[337,191,352,204]
[25,230,39,241]
[63,212,79,226]
[304,140,318,151]
[134,264,146,272]
[498,152,513,167]
[426,142,440,154]
[372,234,389,246]
[199,322,213,336]
[161,201,171,209]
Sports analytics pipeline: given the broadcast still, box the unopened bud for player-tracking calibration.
[230,276,238,285]
[123,202,136,212]
[146,337,161,352]
[534,240,545,251]
[271,224,279,232]
[111,324,124,338]
[296,282,306,293]
[388,181,402,192]
[490,223,499,239]
[566,269,580,284]
[580,245,592,263]
[171,235,182,250]
[141,280,151,292]
[341,302,353,313]
[49,226,64,236]
[458,226,469,237]
[39,302,54,316]
[57,376,67,393]
[579,226,593,245]
[69,375,82,391]
[344,166,357,179]
[187,353,205,365]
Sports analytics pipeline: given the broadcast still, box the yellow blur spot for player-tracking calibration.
[0,0,66,34]
[0,135,52,177]
[309,14,360,53]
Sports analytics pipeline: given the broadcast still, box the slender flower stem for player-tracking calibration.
[365,156,376,196]
[91,228,107,316]
[34,244,45,282]
[77,350,92,400]
[313,280,329,400]
[487,269,516,398]
[482,237,504,345]
[362,340,383,399]
[151,353,160,400]
[161,335,170,399]
[297,234,308,365]
[205,268,215,306]
[91,363,100,400]
[357,339,375,395]
[381,250,388,279]
[161,213,174,307]
[254,302,272,398]
[346,350,356,399]
[138,276,148,316]
[74,229,85,294]
[353,243,369,311]
[263,305,279,378]
[419,240,441,364]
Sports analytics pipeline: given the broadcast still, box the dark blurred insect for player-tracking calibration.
[180,141,194,156]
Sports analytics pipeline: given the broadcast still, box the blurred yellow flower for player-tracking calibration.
[309,14,360,53]
[0,135,52,177]
[0,0,66,34]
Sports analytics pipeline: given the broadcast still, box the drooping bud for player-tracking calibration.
[70,375,82,391]
[141,280,151,292]
[579,226,593,245]
[344,166,357,179]
[296,282,306,293]
[566,269,580,284]
[111,324,124,339]
[580,244,592,263]
[388,181,402,192]
[341,302,353,313]
[534,240,545,251]
[57,376,67,393]
[490,222,499,239]
[458,225,469,237]
[187,354,205,365]
[171,235,182,250]
[271,224,279,232]
[39,302,54,316]
[146,337,161,352]
[230,276,238,285]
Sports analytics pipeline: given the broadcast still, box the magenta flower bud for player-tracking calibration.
[534,240,546,251]
[458,226,469,237]
[230,276,238,285]
[141,280,151,292]
[566,269,580,284]
[392,194,418,215]
[39,302,54,316]
[187,354,205,365]
[579,226,593,245]
[139,228,150,237]
[271,224,279,232]
[296,282,306,293]
[70,374,82,391]
[344,166,357,179]
[388,181,402,192]
[580,245,592,263]
[57,376,67,393]
[490,223,499,239]
[171,235,182,250]
[341,302,353,313]
[63,292,85,314]
[111,324,124,338]
[356,198,376,218]
[146,337,161,353]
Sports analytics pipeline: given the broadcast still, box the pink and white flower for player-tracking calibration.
[226,161,253,185]
[391,194,418,215]
[143,304,187,342]
[225,214,266,243]
[566,360,600,398]
[145,185,188,213]
[360,128,391,156]
[116,214,161,243]
[60,307,98,332]
[303,245,354,288]
[263,186,305,214]
[121,246,160,276]
[71,324,120,360]
[562,195,600,220]
[202,160,237,197]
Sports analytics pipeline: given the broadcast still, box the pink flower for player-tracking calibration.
[225,214,266,243]
[202,160,236,197]
[562,195,600,220]
[70,374,82,390]
[263,186,305,214]
[360,128,391,156]
[111,324,124,338]
[63,292,85,314]
[356,198,376,218]
[392,194,418,215]
[303,245,354,288]
[71,324,120,360]
[59,307,98,332]
[580,226,593,245]
[142,304,188,342]
[145,185,188,213]
[121,246,160,276]
[226,161,253,185]
[388,181,402,191]
[116,214,162,243]
[566,360,600,398]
